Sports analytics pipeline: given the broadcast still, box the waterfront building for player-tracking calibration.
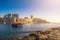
[20,18,24,22]
[12,14,20,23]
[30,15,34,23]
[12,14,19,18]
[3,14,12,24]
[24,17,28,23]
[0,17,3,24]
[32,18,48,24]
[24,17,33,24]
[31,15,33,19]
[32,18,38,23]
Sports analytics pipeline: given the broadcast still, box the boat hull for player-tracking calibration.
[12,23,23,27]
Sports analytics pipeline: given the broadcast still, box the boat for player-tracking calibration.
[12,23,23,27]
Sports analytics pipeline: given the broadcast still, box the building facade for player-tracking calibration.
[12,14,20,23]
[3,14,12,24]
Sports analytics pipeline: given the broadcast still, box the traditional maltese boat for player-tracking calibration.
[12,23,23,27]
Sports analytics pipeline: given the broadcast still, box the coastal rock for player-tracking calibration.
[8,27,60,40]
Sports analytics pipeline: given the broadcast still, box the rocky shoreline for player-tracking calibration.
[3,27,60,40]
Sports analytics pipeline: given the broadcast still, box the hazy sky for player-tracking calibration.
[0,0,60,22]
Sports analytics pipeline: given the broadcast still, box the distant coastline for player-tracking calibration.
[0,14,50,24]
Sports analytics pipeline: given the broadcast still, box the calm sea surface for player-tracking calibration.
[0,23,60,39]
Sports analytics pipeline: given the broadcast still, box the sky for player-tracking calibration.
[0,0,60,22]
